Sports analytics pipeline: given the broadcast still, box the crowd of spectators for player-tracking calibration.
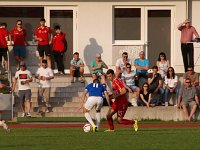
[0,18,200,122]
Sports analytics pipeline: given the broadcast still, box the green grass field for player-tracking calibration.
[1,127,200,150]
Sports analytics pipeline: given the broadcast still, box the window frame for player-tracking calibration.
[112,6,145,45]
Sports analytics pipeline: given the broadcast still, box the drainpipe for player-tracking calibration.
[186,0,188,19]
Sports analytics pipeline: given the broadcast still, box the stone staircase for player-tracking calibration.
[14,75,88,118]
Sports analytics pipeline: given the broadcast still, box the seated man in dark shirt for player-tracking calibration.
[147,66,164,105]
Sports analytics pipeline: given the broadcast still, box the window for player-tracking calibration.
[0,7,44,41]
[114,8,141,41]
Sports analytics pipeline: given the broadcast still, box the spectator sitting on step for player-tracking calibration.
[156,52,170,78]
[183,66,200,98]
[12,61,32,117]
[164,67,179,106]
[70,52,85,83]
[121,63,140,105]
[177,78,200,122]
[90,53,108,87]
[147,66,164,105]
[137,82,157,107]
[35,59,54,113]
[134,51,150,86]
[115,52,132,78]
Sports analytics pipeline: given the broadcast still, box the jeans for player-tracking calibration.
[164,87,179,104]
[137,98,157,106]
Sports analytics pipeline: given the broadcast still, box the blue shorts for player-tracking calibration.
[13,45,26,58]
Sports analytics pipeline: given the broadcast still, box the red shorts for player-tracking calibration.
[112,100,128,118]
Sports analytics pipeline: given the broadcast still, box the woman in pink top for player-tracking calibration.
[177,19,199,72]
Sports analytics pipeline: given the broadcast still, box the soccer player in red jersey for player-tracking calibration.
[105,69,138,132]
[0,23,8,71]
[10,20,28,64]
[34,18,53,68]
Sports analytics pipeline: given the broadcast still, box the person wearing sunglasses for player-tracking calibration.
[115,52,132,77]
[177,78,200,122]
[164,67,179,106]
[156,52,170,78]
[121,63,140,106]
[137,82,157,107]
[10,20,28,65]
[183,66,200,98]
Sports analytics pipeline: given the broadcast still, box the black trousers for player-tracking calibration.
[181,43,194,72]
[53,51,64,72]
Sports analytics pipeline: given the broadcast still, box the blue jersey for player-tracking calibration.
[85,83,107,97]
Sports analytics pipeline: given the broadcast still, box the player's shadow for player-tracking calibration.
[84,38,103,72]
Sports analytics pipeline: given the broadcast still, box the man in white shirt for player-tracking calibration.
[115,52,132,77]
[12,61,33,117]
[35,60,54,113]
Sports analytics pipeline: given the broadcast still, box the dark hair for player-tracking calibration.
[126,63,131,67]
[40,18,46,22]
[152,66,158,70]
[93,79,100,83]
[42,59,47,64]
[106,69,115,75]
[167,67,175,79]
[16,20,22,24]
[157,52,167,61]
[54,25,60,30]
[141,82,149,92]
[74,52,79,55]
[1,22,7,27]
[122,52,128,55]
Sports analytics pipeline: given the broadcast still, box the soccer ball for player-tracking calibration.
[83,124,91,132]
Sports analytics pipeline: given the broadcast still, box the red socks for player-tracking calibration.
[121,119,134,125]
[107,117,114,130]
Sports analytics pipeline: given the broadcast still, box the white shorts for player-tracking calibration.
[84,96,103,111]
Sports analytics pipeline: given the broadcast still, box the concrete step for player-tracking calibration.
[31,102,80,108]
[31,91,83,98]
[30,87,85,93]
[28,82,85,88]
[31,97,80,103]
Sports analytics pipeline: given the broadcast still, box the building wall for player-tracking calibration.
[0,0,188,73]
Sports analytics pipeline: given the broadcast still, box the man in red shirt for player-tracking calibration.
[34,18,53,68]
[105,69,138,132]
[0,23,8,71]
[10,20,28,64]
[178,19,199,72]
[52,25,67,74]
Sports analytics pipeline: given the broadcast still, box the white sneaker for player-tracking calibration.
[45,109,50,113]
[1,120,10,133]
[26,113,31,117]
[165,102,168,107]
[21,112,26,117]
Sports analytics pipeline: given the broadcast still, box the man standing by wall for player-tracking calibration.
[35,60,54,113]
[10,20,28,65]
[178,19,199,72]
[34,18,53,68]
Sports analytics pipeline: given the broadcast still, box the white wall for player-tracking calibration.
[0,0,187,73]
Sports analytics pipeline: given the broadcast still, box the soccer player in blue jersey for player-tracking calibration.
[79,79,111,132]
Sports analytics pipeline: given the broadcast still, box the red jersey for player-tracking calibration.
[52,33,66,52]
[10,27,26,46]
[35,26,52,45]
[0,27,8,48]
[112,78,127,104]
